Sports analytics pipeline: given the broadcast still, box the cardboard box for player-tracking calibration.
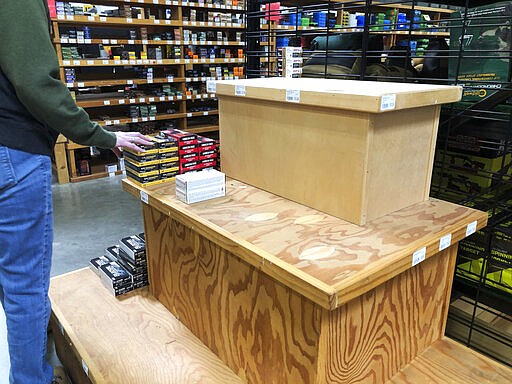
[123,151,159,163]
[119,235,146,263]
[161,129,198,146]
[124,159,160,174]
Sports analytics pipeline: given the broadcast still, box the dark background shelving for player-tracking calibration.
[245,0,511,366]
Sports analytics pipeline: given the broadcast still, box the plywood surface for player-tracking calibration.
[214,78,462,113]
[388,337,512,383]
[122,178,487,309]
[49,268,243,384]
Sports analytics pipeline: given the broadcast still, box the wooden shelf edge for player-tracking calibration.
[70,169,124,183]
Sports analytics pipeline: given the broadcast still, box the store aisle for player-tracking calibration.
[0,175,144,382]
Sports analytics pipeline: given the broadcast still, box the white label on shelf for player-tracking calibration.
[196,94,202,98]
[103,100,111,105]
[185,59,191,63]
[118,99,126,104]
[191,22,197,26]
[234,76,239,80]
[174,59,181,63]
[210,93,215,98]
[126,18,133,23]
[85,39,92,44]
[129,98,136,103]
[136,59,143,64]
[380,94,396,111]
[412,247,426,267]
[102,39,109,44]
[130,60,136,64]
[166,0,172,4]
[235,84,246,96]
[150,116,156,121]
[142,117,148,122]
[153,0,159,3]
[142,39,148,45]
[439,234,452,251]
[122,60,129,64]
[138,0,144,3]
[154,19,160,24]
[115,60,121,64]
[132,118,138,122]
[165,40,173,45]
[466,221,477,237]
[221,4,226,8]
[230,58,235,62]
[111,39,118,44]
[200,58,207,63]
[200,22,205,26]
[160,96,166,101]
[77,38,84,43]
[193,77,198,82]
[82,360,89,376]
[207,41,213,45]
[203,111,209,116]
[286,89,300,103]
[100,17,107,22]
[105,120,112,125]
[216,40,222,45]
[66,15,74,20]
[143,60,149,64]
[128,39,135,44]
[209,58,214,62]
[139,98,146,102]
[221,23,226,27]
[102,60,109,64]
[186,95,192,99]
[149,97,155,102]
[215,22,220,26]
[57,15,65,20]
[173,0,179,4]
[165,20,171,25]
[183,21,189,25]
[140,191,149,204]
[177,95,182,100]
[68,37,77,43]
[208,4,213,7]
[87,16,95,21]
[61,38,69,43]
[185,77,191,82]
[208,22,213,27]
[114,120,120,125]
[127,80,134,85]
[215,4,220,8]
[206,81,216,93]
[66,83,74,88]
[73,60,81,65]
[78,82,85,87]
[167,76,174,82]
[156,59,163,64]
[187,113,192,117]
[183,40,190,45]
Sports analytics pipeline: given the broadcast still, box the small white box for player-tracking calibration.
[176,169,226,204]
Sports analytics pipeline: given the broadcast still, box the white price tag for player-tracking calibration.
[57,15,65,20]
[149,97,155,102]
[193,59,199,63]
[186,77,191,82]
[66,83,74,88]
[129,99,136,103]
[203,111,209,116]
[63,60,71,66]
[380,94,396,111]
[167,76,174,82]
[122,60,129,64]
[174,59,181,63]
[186,95,192,99]
[66,15,74,20]
[126,18,133,23]
[127,80,134,85]
[187,113,192,117]
[132,118,138,122]
[140,191,149,204]
[221,22,226,27]
[286,89,300,103]
[412,247,426,267]
[73,60,81,65]
[208,3,213,7]
[136,59,143,64]
[105,120,112,125]
[139,98,146,102]
[102,60,109,64]
[118,99,126,104]
[115,60,121,64]
[87,16,95,22]
[230,58,235,62]
[103,100,111,105]
[466,221,477,237]
[114,120,120,125]
[111,39,118,44]
[150,116,156,121]
[206,81,216,93]
[130,60,136,64]
[147,79,153,84]
[166,0,171,4]
[193,77,199,81]
[78,82,85,87]
[157,59,163,64]
[208,22,213,26]
[177,95,182,100]
[210,93,215,97]
[153,0,159,3]
[235,84,246,96]
[439,234,452,251]
[100,17,107,22]
[61,38,69,43]
[209,58,215,62]
[142,117,148,122]
[142,39,148,45]
[173,0,179,4]
[85,39,92,44]
[77,38,84,44]
[200,22,205,26]
[128,39,135,44]
[160,96,166,101]
[165,20,171,25]
[154,19,160,24]
[215,22,220,26]
[185,59,190,63]
[207,41,213,45]
[183,21,189,25]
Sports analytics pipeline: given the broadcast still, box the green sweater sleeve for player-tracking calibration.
[0,0,116,149]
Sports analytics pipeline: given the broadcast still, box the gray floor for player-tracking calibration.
[1,174,144,382]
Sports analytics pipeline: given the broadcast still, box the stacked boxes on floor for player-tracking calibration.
[89,233,149,296]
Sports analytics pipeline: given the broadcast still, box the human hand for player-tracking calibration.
[112,131,154,158]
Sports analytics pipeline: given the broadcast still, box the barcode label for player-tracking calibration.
[235,84,246,96]
[412,247,426,267]
[285,89,300,103]
[466,221,477,237]
[380,94,396,111]
[439,234,452,251]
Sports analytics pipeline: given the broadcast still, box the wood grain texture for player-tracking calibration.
[49,268,243,384]
[123,178,487,309]
[214,78,462,113]
[317,246,458,384]
[143,206,322,384]
[53,141,70,184]
[388,337,512,383]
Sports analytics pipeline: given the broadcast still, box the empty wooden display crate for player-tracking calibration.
[215,78,462,225]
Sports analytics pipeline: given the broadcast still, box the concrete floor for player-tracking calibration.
[1,174,144,383]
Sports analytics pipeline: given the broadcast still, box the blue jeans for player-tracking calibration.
[0,145,53,384]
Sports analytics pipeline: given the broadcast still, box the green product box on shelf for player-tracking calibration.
[449,2,512,101]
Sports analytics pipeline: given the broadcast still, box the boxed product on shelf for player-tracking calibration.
[161,129,198,146]
[176,168,226,204]
[119,235,146,262]
[159,158,180,169]
[104,245,121,262]
[99,261,134,296]
[123,151,159,163]
[88,256,111,277]
[125,170,161,187]
[124,159,160,174]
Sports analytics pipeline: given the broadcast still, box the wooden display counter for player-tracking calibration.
[120,178,511,383]
[215,78,462,225]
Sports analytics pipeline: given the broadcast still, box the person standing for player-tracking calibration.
[0,1,152,383]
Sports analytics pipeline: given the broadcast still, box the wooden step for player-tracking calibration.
[49,268,243,384]
[388,337,512,383]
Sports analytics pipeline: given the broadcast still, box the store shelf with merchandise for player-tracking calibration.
[49,0,245,183]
